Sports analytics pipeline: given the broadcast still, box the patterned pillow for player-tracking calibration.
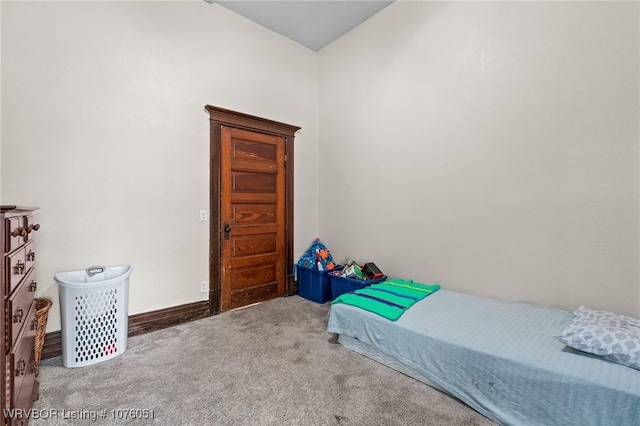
[555,307,640,370]
[572,306,640,328]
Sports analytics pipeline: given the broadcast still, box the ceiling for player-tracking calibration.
[211,1,395,51]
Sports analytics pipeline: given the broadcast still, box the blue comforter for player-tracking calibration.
[327,289,640,425]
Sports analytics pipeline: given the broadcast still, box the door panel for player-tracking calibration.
[230,283,279,310]
[232,204,277,225]
[232,172,277,193]
[231,193,277,204]
[221,126,285,311]
[231,264,277,290]
[232,235,277,258]
[232,137,278,163]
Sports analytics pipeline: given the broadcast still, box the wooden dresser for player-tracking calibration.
[1,206,40,425]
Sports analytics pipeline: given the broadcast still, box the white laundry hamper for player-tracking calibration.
[54,265,132,368]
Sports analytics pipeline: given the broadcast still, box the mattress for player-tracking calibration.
[327,289,640,426]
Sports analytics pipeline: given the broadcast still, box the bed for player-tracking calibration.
[327,288,640,426]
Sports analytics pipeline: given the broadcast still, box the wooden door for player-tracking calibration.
[220,127,285,310]
[206,105,299,314]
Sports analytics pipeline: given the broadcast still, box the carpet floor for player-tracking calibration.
[32,296,495,425]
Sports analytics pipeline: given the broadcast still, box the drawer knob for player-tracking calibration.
[13,308,24,323]
[15,359,26,376]
[27,223,41,233]
[11,227,27,238]
[29,281,37,292]
[13,261,25,275]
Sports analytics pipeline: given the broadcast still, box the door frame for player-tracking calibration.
[205,105,300,314]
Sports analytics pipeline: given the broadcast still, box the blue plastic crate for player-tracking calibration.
[297,265,333,303]
[329,273,388,299]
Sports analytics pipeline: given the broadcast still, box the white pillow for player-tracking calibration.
[555,307,640,371]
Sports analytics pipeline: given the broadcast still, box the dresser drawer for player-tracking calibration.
[10,303,36,410]
[6,248,27,294]
[24,240,35,275]
[7,269,37,349]
[11,382,34,426]
[5,217,25,254]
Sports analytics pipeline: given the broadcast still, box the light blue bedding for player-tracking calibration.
[327,289,640,426]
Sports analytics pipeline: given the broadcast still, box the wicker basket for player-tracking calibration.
[34,298,53,367]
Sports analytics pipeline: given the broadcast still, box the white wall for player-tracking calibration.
[1,1,319,331]
[318,2,640,317]
[3,1,638,332]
